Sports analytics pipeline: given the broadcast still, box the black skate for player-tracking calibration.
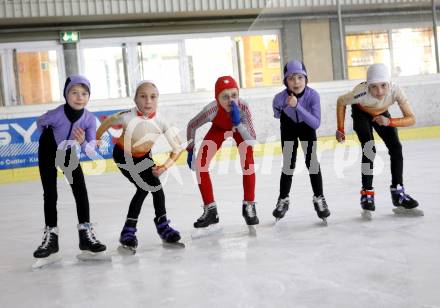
[242,201,259,226]
[391,185,424,216]
[360,189,375,220]
[155,216,184,248]
[77,223,109,261]
[273,197,290,221]
[194,203,219,228]
[118,226,138,254]
[313,195,330,225]
[32,227,62,269]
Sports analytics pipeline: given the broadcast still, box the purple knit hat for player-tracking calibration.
[63,75,91,100]
[283,60,307,86]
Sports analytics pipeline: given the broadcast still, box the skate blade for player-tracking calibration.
[32,253,62,270]
[76,250,111,261]
[191,224,223,239]
[393,207,424,217]
[361,210,373,220]
[162,241,185,249]
[117,245,136,255]
[320,218,328,226]
[247,225,257,237]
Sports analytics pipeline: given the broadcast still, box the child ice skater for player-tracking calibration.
[186,76,258,228]
[335,63,422,217]
[272,60,330,223]
[33,75,107,267]
[96,81,184,252]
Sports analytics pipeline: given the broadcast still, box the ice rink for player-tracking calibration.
[1,137,439,308]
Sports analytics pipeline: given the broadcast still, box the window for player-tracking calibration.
[82,46,127,99]
[139,43,181,94]
[15,49,61,105]
[391,28,436,76]
[346,27,438,79]
[79,31,282,100]
[236,34,281,88]
[346,32,391,80]
[185,37,234,92]
[0,54,4,107]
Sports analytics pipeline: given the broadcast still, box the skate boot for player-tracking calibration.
[194,202,219,228]
[391,185,423,216]
[119,226,138,251]
[32,227,62,269]
[313,195,330,224]
[242,201,259,226]
[154,215,181,243]
[34,226,59,258]
[155,215,184,248]
[273,197,290,220]
[360,188,375,220]
[77,223,108,261]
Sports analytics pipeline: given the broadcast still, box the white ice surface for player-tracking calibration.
[1,138,440,308]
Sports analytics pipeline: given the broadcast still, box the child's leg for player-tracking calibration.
[298,124,323,197]
[113,145,150,225]
[38,128,59,228]
[65,148,90,224]
[279,115,299,199]
[352,106,375,190]
[196,127,224,205]
[373,114,403,187]
[233,132,255,202]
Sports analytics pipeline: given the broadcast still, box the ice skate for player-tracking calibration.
[32,252,62,269]
[76,223,110,261]
[118,226,138,254]
[361,210,373,220]
[32,227,62,269]
[360,189,375,220]
[193,202,219,228]
[191,224,223,239]
[391,185,423,216]
[392,207,424,216]
[155,215,184,248]
[247,225,257,237]
[313,195,330,225]
[273,197,290,222]
[242,201,259,226]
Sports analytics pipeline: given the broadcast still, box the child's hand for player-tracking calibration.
[287,94,298,108]
[187,149,195,171]
[152,165,167,177]
[230,100,241,126]
[336,129,345,143]
[73,127,85,144]
[372,115,390,126]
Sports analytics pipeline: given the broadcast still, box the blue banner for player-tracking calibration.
[0,110,122,170]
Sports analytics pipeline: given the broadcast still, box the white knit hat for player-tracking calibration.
[366,63,390,85]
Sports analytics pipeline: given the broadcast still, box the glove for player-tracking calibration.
[230,101,241,126]
[186,149,194,171]
[336,129,345,143]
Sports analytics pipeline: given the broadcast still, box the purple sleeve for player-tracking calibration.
[272,92,285,119]
[81,112,97,152]
[36,111,53,132]
[296,90,321,130]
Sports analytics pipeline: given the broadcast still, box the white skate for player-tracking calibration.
[117,245,137,255]
[162,240,186,249]
[32,253,62,270]
[191,224,223,239]
[393,207,424,217]
[76,250,111,261]
[247,225,257,237]
[361,209,373,220]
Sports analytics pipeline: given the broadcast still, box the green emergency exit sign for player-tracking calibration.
[59,31,80,43]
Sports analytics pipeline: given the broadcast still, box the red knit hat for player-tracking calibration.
[215,76,239,101]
